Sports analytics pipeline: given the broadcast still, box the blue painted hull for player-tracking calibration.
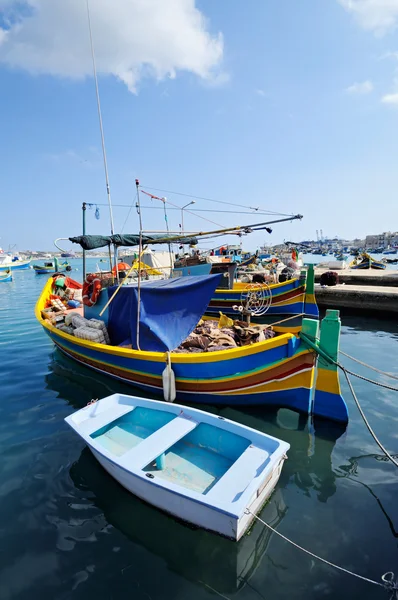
[0,261,30,271]
[0,274,12,282]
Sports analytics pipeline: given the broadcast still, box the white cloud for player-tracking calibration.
[345,80,374,94]
[256,89,267,97]
[338,0,398,35]
[0,0,224,93]
[382,92,398,104]
[381,78,398,105]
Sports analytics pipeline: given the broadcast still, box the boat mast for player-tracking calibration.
[136,179,143,350]
[86,0,115,236]
[85,0,118,281]
[82,202,86,280]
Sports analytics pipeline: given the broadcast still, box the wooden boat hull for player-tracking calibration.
[34,268,57,274]
[350,260,386,270]
[45,323,316,410]
[349,253,386,270]
[36,278,347,423]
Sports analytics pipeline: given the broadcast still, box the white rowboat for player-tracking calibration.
[65,393,290,540]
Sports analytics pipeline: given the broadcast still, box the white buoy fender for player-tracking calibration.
[162,352,176,402]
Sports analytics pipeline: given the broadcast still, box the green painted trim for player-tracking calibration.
[306,264,315,295]
[317,309,341,372]
[301,317,319,341]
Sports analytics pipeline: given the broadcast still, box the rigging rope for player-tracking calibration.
[141,189,226,229]
[246,511,398,598]
[141,185,294,217]
[93,202,293,216]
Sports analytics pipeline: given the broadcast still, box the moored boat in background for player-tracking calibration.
[33,258,70,274]
[0,251,31,271]
[349,252,386,270]
[0,269,12,282]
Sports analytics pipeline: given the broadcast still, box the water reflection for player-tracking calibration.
[338,454,398,539]
[70,448,286,594]
[47,350,344,506]
[45,348,398,597]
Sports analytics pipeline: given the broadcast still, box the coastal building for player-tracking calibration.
[365,232,398,249]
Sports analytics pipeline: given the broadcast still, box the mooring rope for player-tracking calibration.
[343,368,398,393]
[245,511,398,598]
[299,333,398,468]
[342,370,398,469]
[339,350,398,382]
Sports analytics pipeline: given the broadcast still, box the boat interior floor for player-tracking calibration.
[143,442,235,495]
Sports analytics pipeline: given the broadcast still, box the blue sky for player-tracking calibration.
[1,0,398,251]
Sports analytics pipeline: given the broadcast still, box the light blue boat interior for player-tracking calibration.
[91,408,253,495]
[90,407,176,456]
[143,423,251,495]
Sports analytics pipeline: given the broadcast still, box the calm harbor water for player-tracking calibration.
[0,258,397,600]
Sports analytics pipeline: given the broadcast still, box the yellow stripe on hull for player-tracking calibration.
[271,292,305,307]
[315,368,342,395]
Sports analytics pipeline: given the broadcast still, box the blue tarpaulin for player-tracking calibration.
[107,274,223,352]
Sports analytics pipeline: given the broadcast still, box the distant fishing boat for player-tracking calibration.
[33,258,70,274]
[349,252,386,270]
[0,251,31,271]
[65,393,290,540]
[0,269,12,282]
[61,251,76,258]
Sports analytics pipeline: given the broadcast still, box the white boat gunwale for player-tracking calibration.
[65,394,289,520]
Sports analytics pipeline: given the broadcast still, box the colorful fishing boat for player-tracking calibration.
[65,392,290,540]
[0,252,31,271]
[173,257,317,332]
[349,252,386,270]
[35,267,348,424]
[0,269,12,282]
[208,266,318,333]
[33,258,70,274]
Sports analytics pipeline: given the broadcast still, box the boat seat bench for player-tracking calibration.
[120,415,198,471]
[206,444,270,503]
[78,404,134,436]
